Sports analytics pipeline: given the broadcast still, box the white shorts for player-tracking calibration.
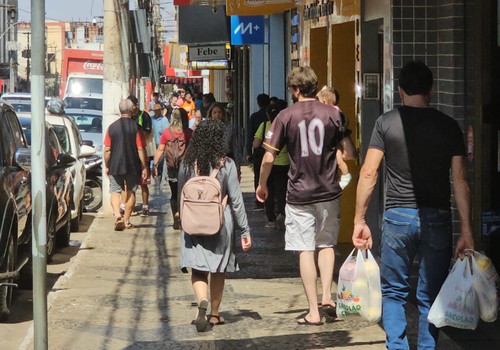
[284,198,340,251]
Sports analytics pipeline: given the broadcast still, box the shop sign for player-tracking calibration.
[188,44,227,61]
[226,0,295,16]
[231,16,265,45]
[190,60,231,70]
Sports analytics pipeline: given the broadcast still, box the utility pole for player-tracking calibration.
[31,0,48,348]
[7,0,18,93]
[25,31,30,85]
[102,0,129,213]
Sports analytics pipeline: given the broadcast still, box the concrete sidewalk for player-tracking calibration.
[22,166,491,349]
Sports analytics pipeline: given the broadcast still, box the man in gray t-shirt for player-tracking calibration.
[257,66,342,326]
[352,61,474,349]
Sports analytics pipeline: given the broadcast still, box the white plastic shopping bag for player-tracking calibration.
[428,257,479,329]
[336,249,382,323]
[470,250,499,322]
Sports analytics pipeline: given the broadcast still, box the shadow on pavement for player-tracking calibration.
[121,330,385,350]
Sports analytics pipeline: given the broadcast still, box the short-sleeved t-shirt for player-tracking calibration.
[159,127,193,146]
[262,100,342,205]
[104,117,147,176]
[255,121,289,166]
[369,106,466,210]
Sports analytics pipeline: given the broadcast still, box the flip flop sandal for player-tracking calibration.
[297,317,324,326]
[207,314,225,325]
[195,299,210,332]
[114,218,125,231]
[125,223,135,229]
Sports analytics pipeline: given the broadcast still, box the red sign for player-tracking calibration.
[173,0,191,5]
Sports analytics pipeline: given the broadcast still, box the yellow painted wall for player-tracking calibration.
[309,27,328,90]
[331,21,359,243]
[334,0,360,17]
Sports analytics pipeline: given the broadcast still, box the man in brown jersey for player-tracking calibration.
[257,66,343,325]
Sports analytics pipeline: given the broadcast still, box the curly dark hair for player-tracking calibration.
[183,119,228,175]
[266,99,287,123]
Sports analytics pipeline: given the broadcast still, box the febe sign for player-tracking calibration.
[231,16,265,45]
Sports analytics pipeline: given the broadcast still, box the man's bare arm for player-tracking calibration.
[451,155,474,257]
[354,148,384,225]
[256,151,275,202]
[104,147,111,168]
[138,147,148,169]
[352,148,384,249]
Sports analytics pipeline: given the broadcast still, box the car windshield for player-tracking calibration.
[19,118,31,145]
[10,103,31,113]
[51,125,71,153]
[69,114,102,133]
[64,97,102,111]
[66,77,103,95]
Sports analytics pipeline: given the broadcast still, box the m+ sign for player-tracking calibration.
[230,16,265,45]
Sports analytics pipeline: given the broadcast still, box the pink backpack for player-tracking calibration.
[180,163,228,236]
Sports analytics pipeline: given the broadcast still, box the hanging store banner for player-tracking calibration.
[231,16,265,45]
[226,0,295,16]
[168,42,189,70]
[188,44,228,61]
[174,0,192,5]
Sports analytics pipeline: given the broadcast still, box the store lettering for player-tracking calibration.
[444,311,475,324]
[83,62,104,71]
[197,47,219,56]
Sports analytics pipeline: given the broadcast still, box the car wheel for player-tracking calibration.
[46,216,57,263]
[56,211,71,248]
[0,234,16,322]
[83,177,102,212]
[70,200,82,232]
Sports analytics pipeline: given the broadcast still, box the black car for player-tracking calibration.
[0,102,32,321]
[18,117,75,259]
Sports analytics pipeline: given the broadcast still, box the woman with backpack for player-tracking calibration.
[152,108,192,229]
[178,119,252,332]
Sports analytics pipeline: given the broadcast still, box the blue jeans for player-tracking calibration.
[380,207,452,350]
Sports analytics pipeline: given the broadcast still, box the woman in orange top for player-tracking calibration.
[181,92,196,120]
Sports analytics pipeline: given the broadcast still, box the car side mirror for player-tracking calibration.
[80,144,96,158]
[14,147,31,171]
[55,153,76,169]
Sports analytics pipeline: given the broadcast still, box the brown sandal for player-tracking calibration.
[208,314,225,325]
[114,218,125,231]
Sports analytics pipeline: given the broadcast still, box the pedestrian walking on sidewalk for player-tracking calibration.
[178,119,252,332]
[252,99,289,229]
[247,93,270,211]
[104,99,149,231]
[352,61,474,349]
[207,102,241,177]
[256,66,343,325]
[152,108,192,229]
[128,95,155,217]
